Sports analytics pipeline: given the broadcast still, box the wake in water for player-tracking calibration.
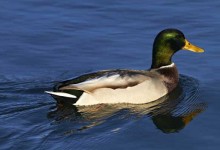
[0,75,55,118]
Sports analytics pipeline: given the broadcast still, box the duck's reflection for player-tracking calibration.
[152,108,204,133]
[47,76,207,134]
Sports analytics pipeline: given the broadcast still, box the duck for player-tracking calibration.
[46,29,204,106]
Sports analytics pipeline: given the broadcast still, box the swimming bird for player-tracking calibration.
[46,29,204,106]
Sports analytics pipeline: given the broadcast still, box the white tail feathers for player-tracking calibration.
[45,91,77,98]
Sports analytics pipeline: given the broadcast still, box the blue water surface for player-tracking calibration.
[0,0,219,149]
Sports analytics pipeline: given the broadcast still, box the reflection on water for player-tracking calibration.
[48,75,207,134]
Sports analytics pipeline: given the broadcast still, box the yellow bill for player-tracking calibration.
[183,39,204,53]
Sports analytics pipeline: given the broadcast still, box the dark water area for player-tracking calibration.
[0,0,219,149]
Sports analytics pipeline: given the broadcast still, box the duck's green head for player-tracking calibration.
[151,29,204,69]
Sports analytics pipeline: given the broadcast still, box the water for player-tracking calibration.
[0,0,219,149]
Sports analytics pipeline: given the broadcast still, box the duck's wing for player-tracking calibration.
[57,69,153,92]
[46,70,152,100]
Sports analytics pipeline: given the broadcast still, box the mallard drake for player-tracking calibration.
[46,29,204,106]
